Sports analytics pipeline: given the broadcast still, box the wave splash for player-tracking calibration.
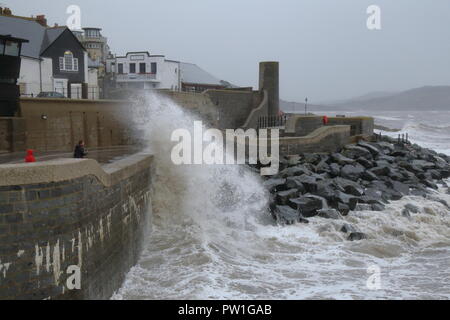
[113,94,450,300]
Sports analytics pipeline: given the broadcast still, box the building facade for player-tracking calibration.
[106,51,181,90]
[74,28,109,63]
[0,10,91,99]
[73,27,110,98]
[0,34,28,117]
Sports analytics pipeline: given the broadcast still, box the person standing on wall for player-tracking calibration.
[74,140,88,159]
[25,149,36,163]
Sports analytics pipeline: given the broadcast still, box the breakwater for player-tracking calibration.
[114,95,450,300]
[265,136,450,241]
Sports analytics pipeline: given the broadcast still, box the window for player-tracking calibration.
[88,43,100,49]
[151,62,157,74]
[59,51,79,72]
[175,68,177,74]
[4,41,20,56]
[86,29,100,38]
[139,63,146,74]
[118,63,123,74]
[129,63,136,74]
[19,83,27,95]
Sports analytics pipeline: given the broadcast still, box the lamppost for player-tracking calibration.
[305,97,308,115]
[0,34,29,117]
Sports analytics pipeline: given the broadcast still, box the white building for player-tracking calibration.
[106,52,181,90]
[0,12,92,99]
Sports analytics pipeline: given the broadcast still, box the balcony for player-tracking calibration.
[116,73,158,82]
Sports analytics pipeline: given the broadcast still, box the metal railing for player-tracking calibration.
[116,73,157,81]
[20,87,100,100]
[258,115,288,129]
[374,132,410,145]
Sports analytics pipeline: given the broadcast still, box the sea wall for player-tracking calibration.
[283,116,374,139]
[161,89,261,129]
[284,116,324,137]
[327,117,374,137]
[242,90,269,130]
[159,90,219,127]
[0,152,154,299]
[233,125,351,158]
[0,117,26,153]
[279,125,351,155]
[0,118,10,152]
[205,89,260,129]
[16,98,134,153]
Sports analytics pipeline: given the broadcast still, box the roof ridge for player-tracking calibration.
[0,13,45,25]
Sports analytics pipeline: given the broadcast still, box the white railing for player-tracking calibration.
[116,73,157,81]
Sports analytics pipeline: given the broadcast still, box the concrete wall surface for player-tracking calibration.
[0,117,26,153]
[0,152,154,299]
[327,117,374,137]
[242,90,268,129]
[284,116,374,138]
[162,89,261,130]
[205,89,257,129]
[160,90,219,127]
[0,118,11,152]
[279,125,351,155]
[284,116,324,137]
[19,98,134,153]
[231,125,351,159]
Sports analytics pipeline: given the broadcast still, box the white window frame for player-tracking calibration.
[59,51,79,72]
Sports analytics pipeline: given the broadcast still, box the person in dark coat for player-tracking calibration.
[74,140,87,159]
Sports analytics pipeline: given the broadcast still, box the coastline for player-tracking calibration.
[263,135,450,238]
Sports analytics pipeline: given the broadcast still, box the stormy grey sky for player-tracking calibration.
[3,0,450,102]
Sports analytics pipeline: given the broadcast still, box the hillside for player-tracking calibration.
[280,100,335,113]
[330,86,450,111]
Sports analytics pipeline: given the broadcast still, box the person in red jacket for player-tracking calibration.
[25,149,36,163]
[323,115,329,125]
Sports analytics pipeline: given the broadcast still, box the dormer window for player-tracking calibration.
[59,51,79,72]
[86,29,100,38]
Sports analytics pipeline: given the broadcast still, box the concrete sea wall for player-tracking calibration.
[0,153,154,299]
[279,125,351,155]
[284,116,325,137]
[233,125,351,158]
[0,117,26,153]
[161,89,262,129]
[284,116,374,138]
[327,117,374,137]
[3,98,134,153]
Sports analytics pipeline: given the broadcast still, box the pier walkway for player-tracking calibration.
[0,145,141,165]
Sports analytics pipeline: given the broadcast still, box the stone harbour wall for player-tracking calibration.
[279,125,351,156]
[327,117,374,137]
[17,98,133,153]
[0,153,154,299]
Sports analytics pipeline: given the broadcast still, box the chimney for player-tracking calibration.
[36,15,47,27]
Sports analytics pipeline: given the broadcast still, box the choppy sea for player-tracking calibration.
[113,101,450,300]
